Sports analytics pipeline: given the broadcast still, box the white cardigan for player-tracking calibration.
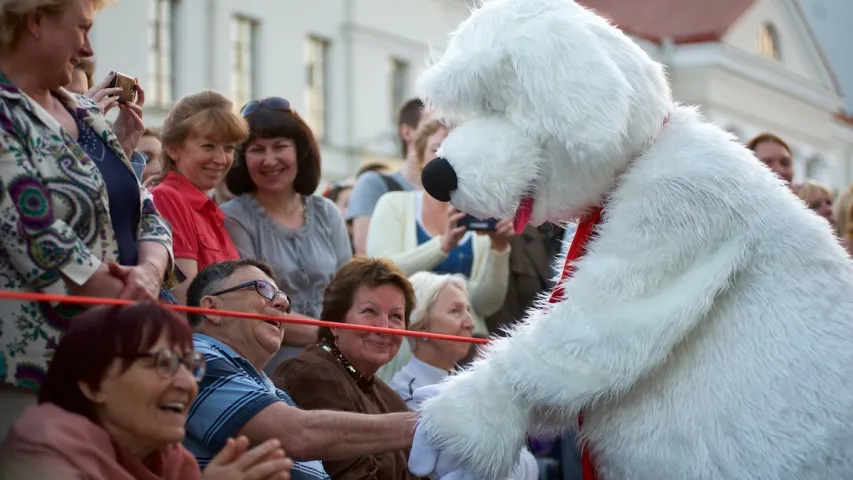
[367,191,511,329]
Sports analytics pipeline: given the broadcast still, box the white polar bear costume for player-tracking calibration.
[406,0,853,479]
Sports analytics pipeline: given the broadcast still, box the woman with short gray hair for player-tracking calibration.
[390,271,539,480]
[388,272,475,407]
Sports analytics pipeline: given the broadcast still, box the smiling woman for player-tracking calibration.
[150,90,251,305]
[0,303,294,479]
[0,0,180,435]
[272,257,425,480]
[220,97,352,373]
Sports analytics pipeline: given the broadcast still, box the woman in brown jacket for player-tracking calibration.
[273,257,425,480]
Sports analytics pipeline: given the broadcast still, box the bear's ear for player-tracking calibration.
[416,46,513,121]
[510,26,634,159]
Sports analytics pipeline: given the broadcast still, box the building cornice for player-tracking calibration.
[667,42,842,113]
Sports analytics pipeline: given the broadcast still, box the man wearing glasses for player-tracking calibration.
[183,259,415,480]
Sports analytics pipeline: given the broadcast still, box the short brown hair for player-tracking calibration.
[398,98,424,157]
[1,0,111,52]
[746,132,791,155]
[75,58,96,90]
[160,90,249,173]
[226,104,322,196]
[317,257,416,344]
[142,127,160,140]
[413,119,446,165]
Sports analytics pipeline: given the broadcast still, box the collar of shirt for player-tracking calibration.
[161,171,222,215]
[407,355,450,387]
[194,333,277,390]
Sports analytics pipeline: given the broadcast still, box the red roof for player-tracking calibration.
[578,0,757,44]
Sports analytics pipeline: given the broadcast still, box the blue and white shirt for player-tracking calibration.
[185,334,329,480]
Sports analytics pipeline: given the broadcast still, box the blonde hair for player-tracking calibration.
[0,0,112,52]
[407,272,469,340]
[160,90,250,172]
[834,186,853,241]
[793,180,833,208]
[413,119,446,165]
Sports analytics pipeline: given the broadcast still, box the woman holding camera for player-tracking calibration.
[365,119,511,380]
[0,0,179,437]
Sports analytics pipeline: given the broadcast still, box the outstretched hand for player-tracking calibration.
[408,384,537,480]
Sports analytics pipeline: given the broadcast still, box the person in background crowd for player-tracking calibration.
[834,186,853,256]
[356,162,391,177]
[0,303,293,480]
[484,223,566,337]
[222,97,351,373]
[0,0,179,436]
[747,132,794,189]
[347,99,429,254]
[138,127,164,184]
[388,271,540,480]
[150,90,249,304]
[323,182,352,220]
[184,260,419,480]
[67,57,94,94]
[273,257,425,480]
[794,180,835,229]
[323,182,354,249]
[367,118,511,381]
[388,272,474,407]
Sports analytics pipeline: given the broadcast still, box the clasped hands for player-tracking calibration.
[70,261,163,302]
[407,384,539,480]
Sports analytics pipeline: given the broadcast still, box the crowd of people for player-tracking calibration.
[0,0,849,479]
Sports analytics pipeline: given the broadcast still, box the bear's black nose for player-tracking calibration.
[422,157,458,203]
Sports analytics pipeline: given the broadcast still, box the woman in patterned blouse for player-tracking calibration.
[0,0,179,438]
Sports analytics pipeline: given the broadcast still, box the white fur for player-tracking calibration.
[414,0,853,479]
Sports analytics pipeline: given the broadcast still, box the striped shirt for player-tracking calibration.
[185,334,329,480]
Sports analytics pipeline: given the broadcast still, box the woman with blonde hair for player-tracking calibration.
[150,90,250,304]
[834,186,853,255]
[793,180,835,227]
[367,118,512,381]
[0,0,179,435]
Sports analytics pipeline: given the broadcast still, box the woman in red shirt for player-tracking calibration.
[150,91,250,303]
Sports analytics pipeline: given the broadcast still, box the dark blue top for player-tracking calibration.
[72,114,140,266]
[416,220,474,277]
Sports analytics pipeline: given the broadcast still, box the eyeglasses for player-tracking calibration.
[240,97,292,117]
[210,279,292,313]
[124,349,206,382]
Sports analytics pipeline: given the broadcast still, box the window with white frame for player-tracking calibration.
[147,0,174,106]
[304,36,330,140]
[757,23,780,60]
[389,58,409,123]
[231,16,258,108]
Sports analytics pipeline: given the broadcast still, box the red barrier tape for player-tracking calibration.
[0,290,489,345]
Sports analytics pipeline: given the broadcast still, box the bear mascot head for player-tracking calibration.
[408,0,853,479]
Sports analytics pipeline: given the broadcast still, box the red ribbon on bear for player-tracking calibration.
[546,206,604,480]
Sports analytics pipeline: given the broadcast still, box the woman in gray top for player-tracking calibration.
[220,97,352,373]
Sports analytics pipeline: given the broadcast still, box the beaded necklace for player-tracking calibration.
[320,340,374,390]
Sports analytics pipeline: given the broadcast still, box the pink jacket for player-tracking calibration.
[0,403,200,480]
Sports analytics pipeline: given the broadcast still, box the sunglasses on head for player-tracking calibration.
[240,97,292,117]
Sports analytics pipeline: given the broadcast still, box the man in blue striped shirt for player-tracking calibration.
[184,260,416,480]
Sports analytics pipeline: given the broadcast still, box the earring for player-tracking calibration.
[34,32,40,41]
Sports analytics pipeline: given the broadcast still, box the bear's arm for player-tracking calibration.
[416,176,750,478]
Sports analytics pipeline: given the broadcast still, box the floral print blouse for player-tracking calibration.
[0,72,179,391]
